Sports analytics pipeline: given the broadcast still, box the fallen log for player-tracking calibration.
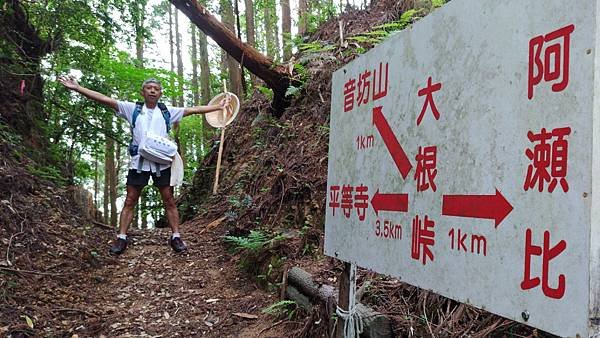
[285,266,393,338]
[170,0,292,117]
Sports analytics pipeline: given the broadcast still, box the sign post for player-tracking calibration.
[325,0,600,336]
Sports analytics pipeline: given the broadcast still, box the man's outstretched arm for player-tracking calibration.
[58,76,118,111]
[183,96,231,117]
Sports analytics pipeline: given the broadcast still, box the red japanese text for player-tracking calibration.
[329,185,341,216]
[344,79,356,112]
[357,69,372,107]
[342,62,389,112]
[524,127,571,193]
[372,62,389,101]
[528,24,575,100]
[354,184,369,221]
[411,215,435,265]
[414,145,438,192]
[417,76,442,126]
[520,228,567,299]
[341,184,354,218]
[328,184,370,221]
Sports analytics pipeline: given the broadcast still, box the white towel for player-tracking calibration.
[170,152,184,186]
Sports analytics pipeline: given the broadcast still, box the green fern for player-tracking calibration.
[432,0,446,8]
[224,230,269,252]
[347,9,423,54]
[262,300,297,319]
[372,21,404,31]
[398,9,421,29]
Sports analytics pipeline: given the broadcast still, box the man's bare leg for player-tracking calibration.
[158,185,186,252]
[118,185,143,235]
[110,185,142,255]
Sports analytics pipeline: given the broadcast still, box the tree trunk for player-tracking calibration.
[0,0,57,152]
[94,159,99,209]
[175,9,185,107]
[298,0,309,36]
[171,0,292,116]
[243,0,257,86]
[174,7,185,166]
[272,0,280,60]
[281,0,292,61]
[264,0,275,60]
[191,24,200,106]
[263,0,281,61]
[110,141,119,227]
[198,26,212,146]
[198,29,211,105]
[141,189,148,229]
[169,4,177,106]
[135,32,144,64]
[133,204,139,229]
[233,0,247,94]
[221,0,243,98]
[103,122,112,225]
[132,1,147,66]
[133,6,145,230]
[103,158,109,225]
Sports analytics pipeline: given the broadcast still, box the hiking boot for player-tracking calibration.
[109,238,128,255]
[169,236,187,253]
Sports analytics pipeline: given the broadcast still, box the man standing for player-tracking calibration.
[59,76,229,254]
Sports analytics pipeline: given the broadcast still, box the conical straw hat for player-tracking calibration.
[206,92,240,128]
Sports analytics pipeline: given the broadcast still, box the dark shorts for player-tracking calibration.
[126,168,171,187]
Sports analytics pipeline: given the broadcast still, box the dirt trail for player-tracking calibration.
[4,219,287,337]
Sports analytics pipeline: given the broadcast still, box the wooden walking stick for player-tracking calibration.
[213,80,228,194]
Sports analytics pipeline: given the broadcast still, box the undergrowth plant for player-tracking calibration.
[347,9,422,47]
[262,300,298,320]
[223,230,285,253]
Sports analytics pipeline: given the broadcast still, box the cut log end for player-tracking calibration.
[286,266,393,338]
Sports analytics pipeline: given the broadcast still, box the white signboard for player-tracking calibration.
[325,0,600,336]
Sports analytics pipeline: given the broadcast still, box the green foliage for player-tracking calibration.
[177,114,210,182]
[302,0,337,35]
[293,63,309,81]
[317,124,330,136]
[223,230,284,253]
[0,122,23,147]
[257,85,274,100]
[223,230,269,252]
[26,164,67,186]
[296,40,336,54]
[257,257,286,292]
[228,194,253,209]
[262,300,297,319]
[347,9,423,53]
[432,0,447,8]
[285,85,301,98]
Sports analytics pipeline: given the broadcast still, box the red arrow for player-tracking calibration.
[373,106,412,179]
[371,189,409,216]
[442,189,513,227]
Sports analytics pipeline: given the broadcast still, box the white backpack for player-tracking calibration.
[138,133,178,164]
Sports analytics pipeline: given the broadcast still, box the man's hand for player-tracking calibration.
[218,95,232,109]
[220,95,233,121]
[57,75,118,110]
[58,75,80,90]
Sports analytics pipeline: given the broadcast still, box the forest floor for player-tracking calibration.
[1,1,559,337]
[1,210,293,337]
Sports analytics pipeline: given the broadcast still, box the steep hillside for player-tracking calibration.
[0,123,114,334]
[179,1,557,337]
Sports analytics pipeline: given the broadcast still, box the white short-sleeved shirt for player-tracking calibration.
[116,101,184,173]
